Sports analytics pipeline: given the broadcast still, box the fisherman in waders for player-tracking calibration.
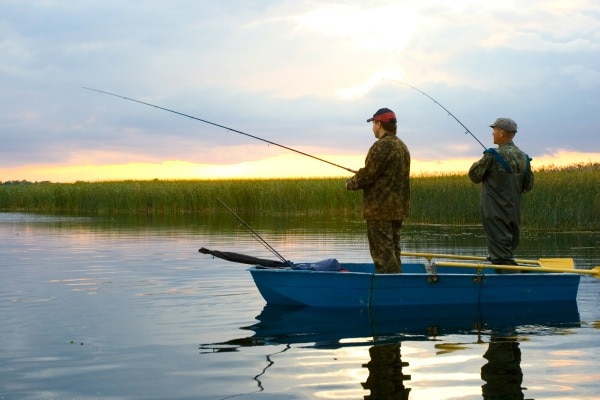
[346,108,411,274]
[469,118,534,269]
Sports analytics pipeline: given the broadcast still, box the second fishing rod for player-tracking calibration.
[83,87,357,174]
[388,80,488,150]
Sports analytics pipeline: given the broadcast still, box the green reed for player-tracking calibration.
[1,163,598,231]
[524,163,600,230]
[0,179,361,215]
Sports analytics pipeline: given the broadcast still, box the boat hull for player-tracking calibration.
[248,262,581,307]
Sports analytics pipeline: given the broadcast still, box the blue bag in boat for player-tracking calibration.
[291,258,343,271]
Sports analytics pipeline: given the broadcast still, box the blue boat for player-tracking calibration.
[248,262,581,308]
[199,247,588,308]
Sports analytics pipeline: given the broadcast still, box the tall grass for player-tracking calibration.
[0,179,361,215]
[524,163,600,230]
[409,174,481,225]
[1,163,598,231]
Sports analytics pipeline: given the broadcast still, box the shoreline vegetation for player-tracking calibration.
[0,163,598,231]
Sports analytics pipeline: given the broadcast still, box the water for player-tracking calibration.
[0,212,598,399]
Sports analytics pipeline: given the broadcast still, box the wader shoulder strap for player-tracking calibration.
[484,148,512,173]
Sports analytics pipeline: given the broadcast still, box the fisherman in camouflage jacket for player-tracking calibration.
[346,108,411,273]
[469,118,534,267]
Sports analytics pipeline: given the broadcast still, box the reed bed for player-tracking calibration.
[0,179,361,215]
[1,163,598,231]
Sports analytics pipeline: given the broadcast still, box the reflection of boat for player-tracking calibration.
[198,297,582,399]
[200,301,580,399]
[200,301,580,351]
[248,262,581,307]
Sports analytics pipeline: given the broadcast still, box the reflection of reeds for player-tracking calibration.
[0,163,598,230]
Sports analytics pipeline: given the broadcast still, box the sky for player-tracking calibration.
[1,0,599,182]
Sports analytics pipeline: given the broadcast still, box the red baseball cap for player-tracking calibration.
[367,107,397,123]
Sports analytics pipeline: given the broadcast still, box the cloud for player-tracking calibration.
[0,0,599,182]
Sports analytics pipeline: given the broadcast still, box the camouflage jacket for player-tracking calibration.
[346,134,410,220]
[468,141,534,193]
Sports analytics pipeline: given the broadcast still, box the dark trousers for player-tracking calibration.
[367,220,403,273]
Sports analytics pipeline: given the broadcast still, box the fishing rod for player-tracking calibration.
[215,197,291,266]
[83,87,357,173]
[389,80,487,150]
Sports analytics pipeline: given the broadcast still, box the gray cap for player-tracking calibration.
[490,117,517,133]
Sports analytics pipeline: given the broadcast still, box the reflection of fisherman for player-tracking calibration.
[468,118,534,266]
[362,342,411,399]
[481,338,527,400]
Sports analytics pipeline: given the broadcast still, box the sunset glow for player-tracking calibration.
[2,2,598,184]
[1,150,597,183]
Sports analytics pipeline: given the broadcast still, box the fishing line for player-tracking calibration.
[388,80,487,150]
[83,87,357,173]
[216,197,290,265]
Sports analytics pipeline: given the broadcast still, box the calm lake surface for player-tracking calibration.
[1,212,598,400]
